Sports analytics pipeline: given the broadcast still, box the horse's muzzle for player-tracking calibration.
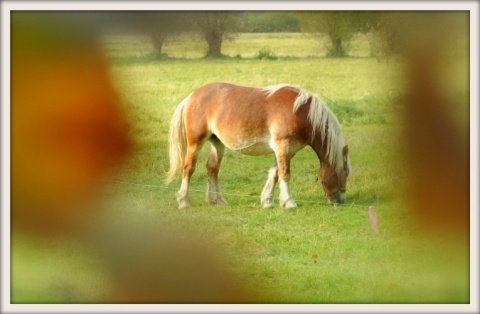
[329,193,346,205]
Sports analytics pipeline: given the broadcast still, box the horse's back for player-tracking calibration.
[188,82,268,127]
[189,82,297,121]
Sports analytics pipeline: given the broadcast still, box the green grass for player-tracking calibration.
[12,32,469,304]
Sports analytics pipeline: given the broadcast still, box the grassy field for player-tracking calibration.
[12,33,469,304]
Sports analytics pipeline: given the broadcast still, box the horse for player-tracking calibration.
[166,82,351,209]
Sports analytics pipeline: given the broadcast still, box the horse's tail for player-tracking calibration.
[165,93,192,184]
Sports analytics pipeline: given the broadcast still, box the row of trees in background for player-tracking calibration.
[297,11,376,57]
[111,11,467,58]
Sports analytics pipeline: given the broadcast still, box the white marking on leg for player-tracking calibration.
[279,179,297,209]
[261,165,278,208]
[206,178,215,204]
[176,178,190,209]
[206,179,228,205]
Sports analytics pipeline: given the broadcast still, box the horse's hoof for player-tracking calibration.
[206,195,228,205]
[262,199,275,208]
[281,199,297,209]
[178,200,190,209]
[215,198,228,206]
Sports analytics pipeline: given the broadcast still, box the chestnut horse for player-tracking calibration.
[166,82,350,209]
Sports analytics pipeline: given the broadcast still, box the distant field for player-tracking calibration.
[12,32,469,304]
[101,32,373,59]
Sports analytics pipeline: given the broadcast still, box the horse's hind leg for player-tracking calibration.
[205,138,228,205]
[176,143,202,209]
[260,161,278,208]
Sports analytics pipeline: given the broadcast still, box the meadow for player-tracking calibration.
[11,32,469,304]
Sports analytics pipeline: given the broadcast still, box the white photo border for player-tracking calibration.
[1,1,478,313]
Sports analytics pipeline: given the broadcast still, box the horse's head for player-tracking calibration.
[319,145,350,204]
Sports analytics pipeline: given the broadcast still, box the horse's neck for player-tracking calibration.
[310,133,330,167]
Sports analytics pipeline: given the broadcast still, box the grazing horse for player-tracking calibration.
[166,82,350,209]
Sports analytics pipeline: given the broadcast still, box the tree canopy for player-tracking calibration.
[193,12,244,57]
[297,11,376,57]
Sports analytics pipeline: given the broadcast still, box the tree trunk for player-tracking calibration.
[329,35,346,57]
[151,32,165,55]
[206,31,223,57]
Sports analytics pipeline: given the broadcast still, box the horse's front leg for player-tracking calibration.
[275,144,297,209]
[260,161,278,208]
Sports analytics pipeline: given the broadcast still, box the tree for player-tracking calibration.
[192,12,243,57]
[133,12,192,57]
[298,11,375,57]
[104,12,193,57]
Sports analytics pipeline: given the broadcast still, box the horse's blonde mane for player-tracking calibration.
[261,83,297,98]
[265,84,346,171]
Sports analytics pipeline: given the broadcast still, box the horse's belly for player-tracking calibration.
[220,136,274,156]
[233,142,274,156]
